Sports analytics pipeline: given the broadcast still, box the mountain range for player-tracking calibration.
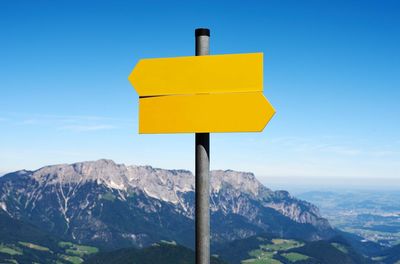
[0,159,334,251]
[5,159,399,263]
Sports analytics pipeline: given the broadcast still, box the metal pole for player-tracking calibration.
[195,28,210,264]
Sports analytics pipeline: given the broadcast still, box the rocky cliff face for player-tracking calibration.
[0,159,334,249]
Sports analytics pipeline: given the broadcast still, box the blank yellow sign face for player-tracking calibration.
[129,52,275,134]
[129,53,263,96]
[139,92,275,134]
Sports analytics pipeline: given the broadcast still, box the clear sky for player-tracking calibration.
[1,0,399,186]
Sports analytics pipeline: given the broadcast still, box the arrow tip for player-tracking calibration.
[258,94,276,132]
[128,60,144,95]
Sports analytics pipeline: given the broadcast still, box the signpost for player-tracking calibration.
[128,28,275,264]
[195,28,210,264]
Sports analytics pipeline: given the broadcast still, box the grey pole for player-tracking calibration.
[195,28,210,264]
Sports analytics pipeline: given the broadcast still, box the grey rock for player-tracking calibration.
[0,159,334,249]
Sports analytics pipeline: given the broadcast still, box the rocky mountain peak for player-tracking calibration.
[126,165,194,203]
[210,170,267,196]
[27,160,269,201]
[31,159,129,189]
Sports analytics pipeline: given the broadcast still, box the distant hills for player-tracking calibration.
[0,209,98,263]
[86,241,226,264]
[297,190,400,247]
[215,234,371,264]
[86,234,371,264]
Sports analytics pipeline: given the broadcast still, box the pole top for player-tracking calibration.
[195,28,210,37]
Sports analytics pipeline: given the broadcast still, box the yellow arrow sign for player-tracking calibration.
[139,92,275,134]
[129,53,263,96]
[129,52,275,134]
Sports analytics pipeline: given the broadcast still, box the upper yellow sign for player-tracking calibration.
[129,53,263,96]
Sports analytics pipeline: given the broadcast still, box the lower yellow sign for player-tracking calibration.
[139,92,275,134]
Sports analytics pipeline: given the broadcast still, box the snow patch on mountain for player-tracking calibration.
[0,202,7,213]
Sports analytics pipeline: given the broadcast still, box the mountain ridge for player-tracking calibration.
[0,159,334,249]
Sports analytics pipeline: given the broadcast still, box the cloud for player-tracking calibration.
[19,119,40,125]
[4,113,133,132]
[59,124,116,132]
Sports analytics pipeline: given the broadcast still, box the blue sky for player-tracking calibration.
[0,0,399,186]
